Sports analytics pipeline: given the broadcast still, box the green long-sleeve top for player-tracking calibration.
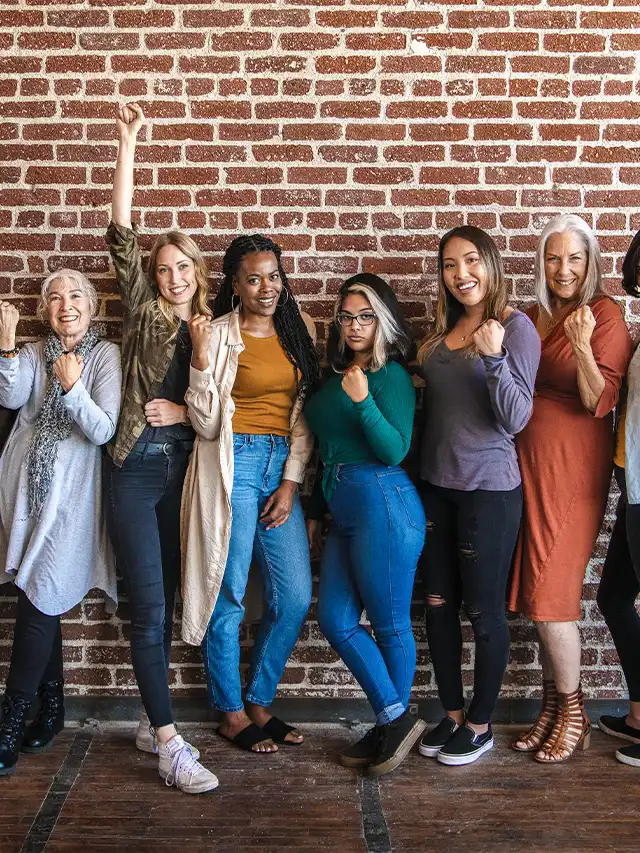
[304,360,416,514]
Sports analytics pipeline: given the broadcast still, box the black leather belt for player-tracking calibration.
[142,440,194,456]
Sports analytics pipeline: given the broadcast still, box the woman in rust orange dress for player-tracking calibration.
[509,214,632,763]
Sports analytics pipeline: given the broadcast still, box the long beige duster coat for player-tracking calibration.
[180,309,315,646]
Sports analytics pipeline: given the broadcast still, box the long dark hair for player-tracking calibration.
[214,234,319,394]
[622,229,640,297]
[326,273,414,372]
[418,225,506,361]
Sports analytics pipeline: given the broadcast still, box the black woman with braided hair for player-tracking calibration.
[181,234,320,754]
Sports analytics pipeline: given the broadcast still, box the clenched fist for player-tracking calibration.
[341,364,369,403]
[188,313,213,371]
[116,102,145,144]
[53,353,83,393]
[0,301,19,350]
[564,305,596,352]
[473,319,505,357]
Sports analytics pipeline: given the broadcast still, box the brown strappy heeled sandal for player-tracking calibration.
[535,685,591,763]
[512,680,557,752]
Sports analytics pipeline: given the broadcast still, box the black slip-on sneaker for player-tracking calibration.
[437,724,494,766]
[598,715,640,744]
[339,726,378,768]
[616,743,640,767]
[418,716,460,758]
[368,711,426,777]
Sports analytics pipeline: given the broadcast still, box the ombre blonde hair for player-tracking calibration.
[418,226,507,362]
[148,231,212,329]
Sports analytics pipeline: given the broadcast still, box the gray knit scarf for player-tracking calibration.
[26,327,100,517]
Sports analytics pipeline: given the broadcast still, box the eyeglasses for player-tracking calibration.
[336,312,377,327]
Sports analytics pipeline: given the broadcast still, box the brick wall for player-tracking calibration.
[1,0,639,702]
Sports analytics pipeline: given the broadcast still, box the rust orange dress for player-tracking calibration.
[509,296,632,622]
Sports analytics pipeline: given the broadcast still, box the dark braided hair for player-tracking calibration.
[214,234,320,394]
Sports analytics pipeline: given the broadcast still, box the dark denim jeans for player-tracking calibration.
[202,435,312,712]
[420,482,522,725]
[6,589,63,700]
[597,467,640,702]
[317,463,426,726]
[105,439,192,728]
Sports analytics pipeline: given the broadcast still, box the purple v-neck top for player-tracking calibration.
[419,309,541,492]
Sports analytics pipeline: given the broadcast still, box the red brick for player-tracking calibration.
[113,10,175,27]
[453,101,513,119]
[315,56,376,75]
[574,56,636,75]
[544,33,606,52]
[384,145,444,162]
[283,124,342,141]
[281,33,339,51]
[179,56,240,75]
[191,101,251,120]
[226,167,283,185]
[251,9,310,27]
[518,101,576,119]
[553,167,613,185]
[255,102,316,120]
[346,33,406,51]
[486,166,547,184]
[474,123,533,141]
[419,167,479,184]
[288,167,347,184]
[479,32,539,51]
[183,10,244,28]
[145,32,206,50]
[210,32,272,52]
[245,56,307,74]
[319,145,377,163]
[321,101,381,119]
[315,11,377,27]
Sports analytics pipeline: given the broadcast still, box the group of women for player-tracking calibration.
[1,102,639,793]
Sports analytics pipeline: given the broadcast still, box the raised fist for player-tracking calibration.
[0,301,19,350]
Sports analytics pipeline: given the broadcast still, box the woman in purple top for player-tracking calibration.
[417,226,541,767]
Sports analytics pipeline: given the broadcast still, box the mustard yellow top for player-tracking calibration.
[231,332,298,436]
[614,400,626,469]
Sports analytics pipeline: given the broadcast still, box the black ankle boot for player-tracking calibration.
[21,680,65,754]
[0,693,31,775]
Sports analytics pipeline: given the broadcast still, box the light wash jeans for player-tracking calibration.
[202,434,312,712]
[317,463,426,726]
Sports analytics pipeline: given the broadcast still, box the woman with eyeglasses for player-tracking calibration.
[305,273,427,777]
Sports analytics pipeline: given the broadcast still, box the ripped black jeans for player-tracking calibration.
[420,482,522,725]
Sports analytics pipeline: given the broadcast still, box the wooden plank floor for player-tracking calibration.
[1,724,638,853]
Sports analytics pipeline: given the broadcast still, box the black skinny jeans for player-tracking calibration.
[597,466,640,703]
[420,482,522,725]
[6,589,64,700]
[105,439,191,729]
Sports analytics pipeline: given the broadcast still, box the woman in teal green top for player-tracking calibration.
[305,273,427,777]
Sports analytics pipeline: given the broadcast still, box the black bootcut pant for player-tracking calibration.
[597,466,640,703]
[420,481,523,725]
[6,589,63,701]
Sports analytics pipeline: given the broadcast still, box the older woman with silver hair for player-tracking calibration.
[0,270,121,776]
[509,214,632,763]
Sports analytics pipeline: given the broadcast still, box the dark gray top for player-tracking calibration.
[419,309,541,492]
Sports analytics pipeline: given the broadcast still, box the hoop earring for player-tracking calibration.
[231,293,243,313]
[277,287,290,308]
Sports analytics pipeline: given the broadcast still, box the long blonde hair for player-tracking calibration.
[148,231,212,329]
[418,226,507,362]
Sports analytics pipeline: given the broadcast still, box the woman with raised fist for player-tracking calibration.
[417,226,541,767]
[0,272,121,776]
[305,273,427,777]
[105,103,218,794]
[510,214,632,763]
[180,234,319,755]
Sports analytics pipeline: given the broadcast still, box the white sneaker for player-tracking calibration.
[136,711,200,760]
[158,735,219,794]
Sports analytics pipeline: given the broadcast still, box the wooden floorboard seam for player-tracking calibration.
[19,732,93,853]
[360,775,392,853]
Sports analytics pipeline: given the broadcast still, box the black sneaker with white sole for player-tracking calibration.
[437,723,494,766]
[418,716,460,758]
[616,743,640,767]
[598,715,640,744]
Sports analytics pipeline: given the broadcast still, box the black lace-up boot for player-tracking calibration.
[0,693,31,775]
[21,679,65,754]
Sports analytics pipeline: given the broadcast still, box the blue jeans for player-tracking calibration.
[105,439,192,728]
[202,434,312,712]
[317,464,426,726]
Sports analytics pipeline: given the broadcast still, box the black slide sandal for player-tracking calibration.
[262,716,303,746]
[217,723,274,753]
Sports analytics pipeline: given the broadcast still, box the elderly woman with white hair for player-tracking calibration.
[509,214,632,763]
[0,270,121,776]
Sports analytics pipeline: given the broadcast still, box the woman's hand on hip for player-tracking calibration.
[144,399,188,427]
[0,301,19,350]
[564,305,596,353]
[53,353,84,393]
[341,365,369,403]
[260,479,297,530]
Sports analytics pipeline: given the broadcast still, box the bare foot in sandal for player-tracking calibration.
[246,702,304,745]
[218,710,277,753]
